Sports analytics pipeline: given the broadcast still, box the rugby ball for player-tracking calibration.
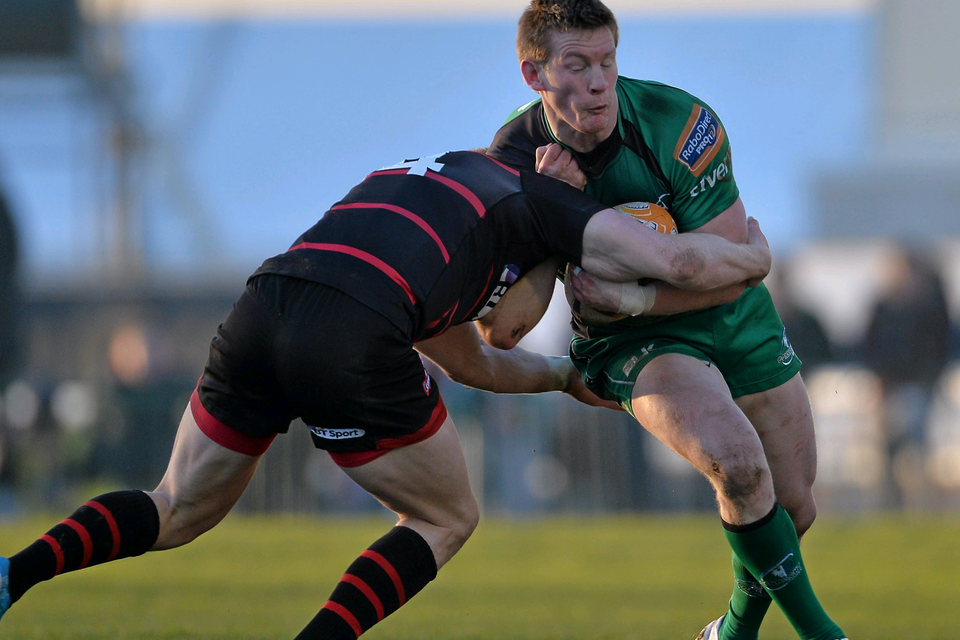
[563,201,678,323]
[614,201,678,235]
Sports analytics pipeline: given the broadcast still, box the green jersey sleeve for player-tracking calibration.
[619,79,740,231]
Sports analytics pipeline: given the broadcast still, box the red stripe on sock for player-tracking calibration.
[342,573,384,621]
[83,500,121,561]
[361,550,406,605]
[40,534,65,576]
[322,601,362,638]
[63,519,94,568]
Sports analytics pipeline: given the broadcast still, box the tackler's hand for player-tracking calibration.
[535,143,587,191]
[745,217,771,286]
[569,266,622,314]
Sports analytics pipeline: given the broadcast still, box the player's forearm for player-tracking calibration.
[581,210,770,290]
[667,232,770,290]
[648,281,746,315]
[462,349,569,395]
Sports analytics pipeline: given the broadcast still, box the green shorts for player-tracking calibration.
[568,284,801,412]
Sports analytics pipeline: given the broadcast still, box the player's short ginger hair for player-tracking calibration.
[516,0,619,64]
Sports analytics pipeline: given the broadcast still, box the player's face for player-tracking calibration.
[537,27,619,152]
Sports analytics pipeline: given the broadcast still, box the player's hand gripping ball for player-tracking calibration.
[564,202,678,323]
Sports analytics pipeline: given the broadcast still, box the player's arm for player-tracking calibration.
[475,256,561,350]
[692,196,747,243]
[579,209,770,291]
[414,322,619,409]
[568,269,746,316]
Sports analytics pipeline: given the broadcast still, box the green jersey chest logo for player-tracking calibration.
[674,105,726,177]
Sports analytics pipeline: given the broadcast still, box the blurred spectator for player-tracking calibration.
[769,260,834,373]
[862,244,951,509]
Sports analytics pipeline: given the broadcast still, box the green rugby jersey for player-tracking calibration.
[488,76,742,332]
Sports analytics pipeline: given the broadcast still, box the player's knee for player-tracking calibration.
[780,491,817,537]
[151,490,225,550]
[438,496,479,561]
[453,496,480,544]
[710,455,773,509]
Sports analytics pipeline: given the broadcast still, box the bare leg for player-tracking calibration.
[0,402,263,618]
[630,353,775,523]
[734,373,818,537]
[296,413,479,638]
[341,413,479,568]
[149,404,264,550]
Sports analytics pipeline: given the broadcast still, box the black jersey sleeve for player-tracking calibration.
[487,103,549,170]
[517,169,608,265]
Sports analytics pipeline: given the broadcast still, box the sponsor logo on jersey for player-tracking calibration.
[778,327,796,366]
[759,552,802,591]
[471,264,521,320]
[688,160,730,198]
[674,105,726,177]
[308,426,366,440]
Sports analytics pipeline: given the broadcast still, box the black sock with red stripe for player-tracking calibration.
[7,490,160,603]
[296,525,438,639]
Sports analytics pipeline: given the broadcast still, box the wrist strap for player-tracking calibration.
[617,281,657,316]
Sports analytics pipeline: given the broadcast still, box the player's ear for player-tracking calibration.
[520,59,547,92]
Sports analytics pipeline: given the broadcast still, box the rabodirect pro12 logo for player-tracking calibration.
[674,105,726,177]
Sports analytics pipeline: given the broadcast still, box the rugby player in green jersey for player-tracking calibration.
[488,2,848,640]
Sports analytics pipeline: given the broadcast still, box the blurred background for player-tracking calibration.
[1,0,959,519]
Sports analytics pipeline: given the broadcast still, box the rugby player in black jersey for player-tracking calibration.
[0,150,770,638]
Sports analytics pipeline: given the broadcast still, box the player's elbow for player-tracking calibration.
[664,246,710,290]
[478,321,525,351]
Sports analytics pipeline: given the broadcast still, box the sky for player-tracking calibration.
[0,10,875,286]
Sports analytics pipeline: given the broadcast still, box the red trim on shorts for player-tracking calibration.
[190,389,276,456]
[83,500,121,561]
[322,601,362,638]
[361,549,406,605]
[327,395,448,468]
[63,519,93,569]
[41,534,65,576]
[342,573,385,621]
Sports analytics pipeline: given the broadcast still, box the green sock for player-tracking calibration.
[719,553,772,640]
[723,504,845,640]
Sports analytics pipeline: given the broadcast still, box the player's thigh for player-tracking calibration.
[341,414,477,565]
[151,404,263,549]
[734,372,817,530]
[631,353,766,477]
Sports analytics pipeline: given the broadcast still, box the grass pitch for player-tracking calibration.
[1,513,959,639]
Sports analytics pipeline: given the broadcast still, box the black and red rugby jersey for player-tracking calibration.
[251,150,607,341]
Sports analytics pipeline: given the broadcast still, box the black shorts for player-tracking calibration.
[193,275,446,467]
